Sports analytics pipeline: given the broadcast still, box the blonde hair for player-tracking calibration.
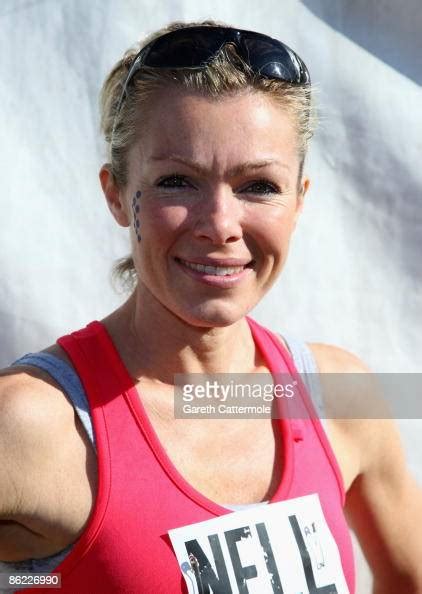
[99,19,316,292]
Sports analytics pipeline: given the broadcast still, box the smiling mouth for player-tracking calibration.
[175,258,255,276]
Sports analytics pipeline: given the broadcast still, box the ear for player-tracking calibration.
[293,176,310,229]
[99,164,130,227]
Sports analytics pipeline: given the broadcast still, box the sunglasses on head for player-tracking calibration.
[115,26,310,116]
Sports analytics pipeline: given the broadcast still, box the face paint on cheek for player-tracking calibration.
[131,190,142,242]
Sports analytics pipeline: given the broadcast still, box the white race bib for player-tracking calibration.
[168,494,349,594]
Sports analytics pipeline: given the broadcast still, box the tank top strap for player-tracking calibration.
[278,333,327,427]
[57,321,130,406]
[246,316,320,421]
[246,317,346,506]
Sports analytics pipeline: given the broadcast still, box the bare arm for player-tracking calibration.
[0,369,54,559]
[310,344,422,593]
[345,416,422,593]
[0,367,94,561]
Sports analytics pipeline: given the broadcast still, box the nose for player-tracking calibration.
[192,186,243,244]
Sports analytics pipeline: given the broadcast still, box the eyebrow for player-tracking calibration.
[149,154,290,177]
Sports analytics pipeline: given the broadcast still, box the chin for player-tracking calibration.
[176,300,254,329]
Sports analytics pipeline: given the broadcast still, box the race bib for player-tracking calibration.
[168,494,349,594]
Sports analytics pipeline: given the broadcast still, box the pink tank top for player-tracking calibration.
[20,316,355,593]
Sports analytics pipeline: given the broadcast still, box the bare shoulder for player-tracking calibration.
[306,341,376,427]
[306,342,403,481]
[306,342,371,373]
[0,362,76,514]
[0,359,77,444]
[0,349,98,559]
[0,345,78,444]
[0,343,77,431]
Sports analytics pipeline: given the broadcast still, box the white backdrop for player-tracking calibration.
[1,1,421,591]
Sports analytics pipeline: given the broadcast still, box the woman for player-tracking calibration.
[0,20,421,594]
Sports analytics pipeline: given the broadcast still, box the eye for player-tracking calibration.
[242,180,280,195]
[157,174,192,188]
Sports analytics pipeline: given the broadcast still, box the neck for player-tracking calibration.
[101,284,263,384]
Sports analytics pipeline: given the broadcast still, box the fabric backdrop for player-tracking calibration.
[1,1,421,591]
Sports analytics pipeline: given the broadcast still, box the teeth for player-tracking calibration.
[180,259,245,275]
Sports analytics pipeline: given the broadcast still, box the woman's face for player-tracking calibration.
[106,89,309,327]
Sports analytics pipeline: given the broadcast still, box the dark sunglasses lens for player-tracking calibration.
[145,30,227,68]
[139,28,309,83]
[241,36,309,83]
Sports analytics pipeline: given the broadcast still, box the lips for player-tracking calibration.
[175,257,255,276]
